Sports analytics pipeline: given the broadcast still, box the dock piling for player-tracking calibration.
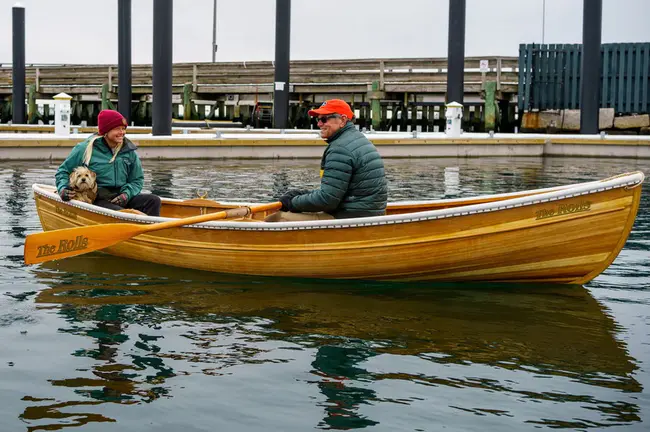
[446,0,466,106]
[370,81,382,130]
[580,0,602,134]
[27,84,38,124]
[118,0,132,123]
[484,81,497,131]
[101,84,115,111]
[183,83,197,120]
[273,0,291,129]
[12,3,26,124]
[152,0,173,136]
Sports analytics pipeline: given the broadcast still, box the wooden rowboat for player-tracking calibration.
[31,171,644,284]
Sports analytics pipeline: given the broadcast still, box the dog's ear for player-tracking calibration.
[69,169,78,187]
[90,171,97,180]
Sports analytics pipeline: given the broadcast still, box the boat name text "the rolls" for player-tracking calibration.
[535,200,592,220]
[35,235,89,258]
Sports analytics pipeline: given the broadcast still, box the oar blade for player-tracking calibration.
[24,223,145,265]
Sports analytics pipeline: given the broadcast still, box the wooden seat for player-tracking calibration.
[118,208,147,216]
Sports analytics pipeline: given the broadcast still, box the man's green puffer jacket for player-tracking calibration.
[291,122,388,218]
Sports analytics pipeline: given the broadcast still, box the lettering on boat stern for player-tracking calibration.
[35,235,89,258]
[55,205,77,219]
[535,200,592,220]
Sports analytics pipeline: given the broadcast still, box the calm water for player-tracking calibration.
[1,157,649,432]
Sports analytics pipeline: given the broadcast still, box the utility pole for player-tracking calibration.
[212,0,218,62]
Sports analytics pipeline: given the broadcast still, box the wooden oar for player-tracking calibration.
[24,201,282,265]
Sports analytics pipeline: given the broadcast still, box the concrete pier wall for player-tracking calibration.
[1,131,649,160]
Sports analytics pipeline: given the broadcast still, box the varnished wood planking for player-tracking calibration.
[33,173,643,283]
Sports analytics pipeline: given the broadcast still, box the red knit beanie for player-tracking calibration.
[98,110,127,135]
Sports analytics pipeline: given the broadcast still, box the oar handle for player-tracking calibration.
[141,201,282,232]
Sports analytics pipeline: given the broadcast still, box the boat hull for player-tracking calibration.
[32,173,644,284]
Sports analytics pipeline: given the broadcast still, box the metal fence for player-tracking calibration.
[518,43,650,114]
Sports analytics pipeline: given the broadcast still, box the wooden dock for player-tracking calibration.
[0,56,518,131]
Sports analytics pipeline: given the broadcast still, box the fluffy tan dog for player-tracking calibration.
[68,166,98,204]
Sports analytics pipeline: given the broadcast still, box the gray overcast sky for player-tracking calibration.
[1,0,649,64]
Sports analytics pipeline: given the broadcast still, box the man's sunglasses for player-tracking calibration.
[316,114,341,123]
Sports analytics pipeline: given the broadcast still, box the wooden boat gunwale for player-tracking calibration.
[31,171,644,231]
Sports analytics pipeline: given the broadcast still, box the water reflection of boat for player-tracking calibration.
[25,255,641,430]
[31,171,644,283]
[34,255,640,380]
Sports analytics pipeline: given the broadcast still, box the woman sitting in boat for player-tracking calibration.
[266,99,388,222]
[54,109,161,216]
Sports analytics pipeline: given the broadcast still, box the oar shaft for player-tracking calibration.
[140,202,281,232]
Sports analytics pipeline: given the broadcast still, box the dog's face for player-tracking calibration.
[69,166,97,191]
